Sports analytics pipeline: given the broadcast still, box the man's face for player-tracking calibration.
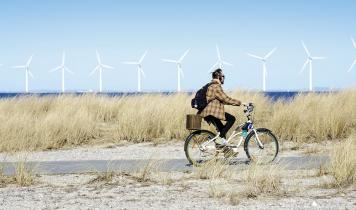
[220,74,225,84]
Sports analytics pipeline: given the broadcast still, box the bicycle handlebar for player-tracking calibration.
[243,102,254,115]
[242,102,254,107]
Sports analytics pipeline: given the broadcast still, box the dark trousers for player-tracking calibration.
[204,113,236,139]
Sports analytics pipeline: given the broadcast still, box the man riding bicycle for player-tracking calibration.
[198,69,242,145]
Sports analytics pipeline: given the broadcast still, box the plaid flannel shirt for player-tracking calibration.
[198,79,241,120]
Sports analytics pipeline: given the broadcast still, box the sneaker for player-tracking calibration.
[215,137,228,146]
[231,147,239,153]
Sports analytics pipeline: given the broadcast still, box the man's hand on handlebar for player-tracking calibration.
[242,102,253,106]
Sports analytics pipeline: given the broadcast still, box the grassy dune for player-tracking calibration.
[329,136,356,187]
[0,90,355,152]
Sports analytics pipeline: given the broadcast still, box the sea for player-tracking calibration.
[0,91,338,101]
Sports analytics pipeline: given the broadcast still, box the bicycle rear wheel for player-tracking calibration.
[184,130,217,166]
[244,128,279,163]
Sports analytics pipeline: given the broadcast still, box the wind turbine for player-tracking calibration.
[247,47,277,92]
[209,45,233,72]
[162,49,190,92]
[89,50,115,92]
[123,50,148,92]
[50,51,74,93]
[300,41,325,91]
[348,37,356,72]
[12,55,34,93]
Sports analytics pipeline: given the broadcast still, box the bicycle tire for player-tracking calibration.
[244,128,279,163]
[184,130,216,166]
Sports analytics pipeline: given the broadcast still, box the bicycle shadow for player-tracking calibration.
[184,158,251,167]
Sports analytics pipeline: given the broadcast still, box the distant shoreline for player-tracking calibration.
[0,90,346,101]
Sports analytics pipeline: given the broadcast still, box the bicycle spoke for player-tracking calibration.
[185,131,217,165]
[246,130,278,164]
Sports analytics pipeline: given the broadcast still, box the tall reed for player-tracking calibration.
[0,90,354,152]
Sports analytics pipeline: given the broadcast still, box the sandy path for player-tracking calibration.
[0,141,318,163]
[0,142,353,209]
[0,173,355,209]
[0,142,185,162]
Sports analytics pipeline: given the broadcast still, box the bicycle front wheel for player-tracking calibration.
[244,128,279,163]
[184,130,217,166]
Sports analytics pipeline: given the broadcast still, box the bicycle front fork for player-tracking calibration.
[253,129,264,149]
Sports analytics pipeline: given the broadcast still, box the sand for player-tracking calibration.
[0,141,354,209]
[0,140,331,163]
[0,171,355,209]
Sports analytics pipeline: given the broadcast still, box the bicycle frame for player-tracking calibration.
[200,105,265,150]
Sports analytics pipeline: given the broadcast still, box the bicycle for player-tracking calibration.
[184,103,279,166]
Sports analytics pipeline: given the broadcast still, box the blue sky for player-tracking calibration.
[0,0,355,92]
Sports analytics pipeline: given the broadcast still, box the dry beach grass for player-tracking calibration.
[0,90,354,152]
[0,167,354,209]
[0,160,36,187]
[329,136,356,188]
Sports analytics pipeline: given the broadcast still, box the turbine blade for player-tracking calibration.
[264,47,277,59]
[247,53,263,60]
[209,61,219,72]
[102,64,114,69]
[178,48,190,62]
[49,66,61,73]
[139,50,148,63]
[300,60,309,73]
[96,50,101,64]
[222,60,233,66]
[28,71,34,78]
[89,65,99,76]
[352,37,356,49]
[140,69,146,78]
[216,45,221,60]
[122,61,138,65]
[162,59,177,63]
[180,69,184,78]
[26,55,33,66]
[348,59,356,72]
[301,41,310,56]
[65,67,74,74]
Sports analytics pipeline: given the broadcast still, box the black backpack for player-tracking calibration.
[191,83,211,111]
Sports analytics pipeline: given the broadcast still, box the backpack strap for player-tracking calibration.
[205,82,213,103]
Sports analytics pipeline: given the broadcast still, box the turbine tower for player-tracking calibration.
[89,50,114,92]
[50,51,74,93]
[209,45,233,71]
[123,50,148,92]
[162,49,190,92]
[247,47,277,92]
[348,37,356,72]
[300,41,325,91]
[12,55,34,93]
